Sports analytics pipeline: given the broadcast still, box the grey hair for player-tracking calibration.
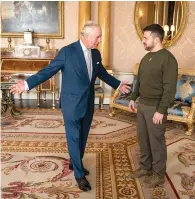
[80,21,100,37]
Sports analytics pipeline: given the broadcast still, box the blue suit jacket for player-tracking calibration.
[26,41,120,120]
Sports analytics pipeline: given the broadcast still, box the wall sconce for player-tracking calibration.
[163,24,175,48]
[139,10,143,20]
[163,24,175,38]
[164,25,169,37]
[170,25,175,38]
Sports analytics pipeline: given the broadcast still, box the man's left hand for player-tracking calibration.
[119,81,131,94]
[153,112,164,125]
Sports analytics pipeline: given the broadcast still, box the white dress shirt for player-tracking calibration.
[80,40,93,80]
[24,79,29,91]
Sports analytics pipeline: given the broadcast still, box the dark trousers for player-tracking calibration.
[62,107,93,178]
[136,103,167,176]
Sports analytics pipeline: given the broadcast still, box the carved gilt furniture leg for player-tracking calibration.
[185,97,195,136]
[43,91,46,101]
[1,86,22,119]
[100,95,104,110]
[185,122,193,136]
[52,76,55,109]
[52,91,55,109]
[37,85,40,107]
[109,107,115,117]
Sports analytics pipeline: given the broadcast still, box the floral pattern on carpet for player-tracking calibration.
[1,108,195,199]
[1,154,79,199]
[167,139,195,199]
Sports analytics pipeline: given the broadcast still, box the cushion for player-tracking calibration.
[168,101,191,117]
[95,78,101,87]
[175,75,195,104]
[114,75,138,107]
[115,96,139,108]
[116,83,132,100]
[95,87,104,93]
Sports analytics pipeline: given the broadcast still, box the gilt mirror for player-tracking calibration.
[134,1,188,48]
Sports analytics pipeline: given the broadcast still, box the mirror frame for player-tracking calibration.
[134,1,188,48]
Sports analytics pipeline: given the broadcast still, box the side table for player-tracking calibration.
[1,82,22,118]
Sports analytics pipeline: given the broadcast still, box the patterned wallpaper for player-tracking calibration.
[110,1,195,72]
[1,1,195,71]
[170,1,195,70]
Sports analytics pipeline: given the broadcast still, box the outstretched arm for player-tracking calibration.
[94,49,130,93]
[10,48,65,94]
[98,62,130,94]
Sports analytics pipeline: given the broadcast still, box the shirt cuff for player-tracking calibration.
[157,105,168,114]
[117,82,121,90]
[24,80,29,91]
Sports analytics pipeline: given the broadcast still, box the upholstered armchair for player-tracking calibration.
[109,63,139,114]
[95,78,104,109]
[109,64,195,136]
[168,71,195,135]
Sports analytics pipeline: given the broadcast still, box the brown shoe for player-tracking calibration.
[143,173,165,188]
[126,168,152,179]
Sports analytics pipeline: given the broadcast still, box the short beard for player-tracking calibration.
[145,45,154,51]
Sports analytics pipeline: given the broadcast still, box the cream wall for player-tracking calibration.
[111,1,195,71]
[1,1,195,71]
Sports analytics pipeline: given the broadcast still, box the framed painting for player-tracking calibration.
[1,1,64,38]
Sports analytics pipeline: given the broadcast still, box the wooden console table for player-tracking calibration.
[1,49,59,109]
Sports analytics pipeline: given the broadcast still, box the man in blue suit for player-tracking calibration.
[10,21,130,191]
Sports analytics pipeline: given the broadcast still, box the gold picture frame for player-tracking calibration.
[1,1,64,39]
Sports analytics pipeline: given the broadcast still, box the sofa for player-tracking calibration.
[109,64,195,136]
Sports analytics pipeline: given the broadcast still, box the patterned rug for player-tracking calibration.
[1,108,195,199]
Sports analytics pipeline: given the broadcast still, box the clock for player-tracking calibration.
[23,48,31,56]
[15,45,40,58]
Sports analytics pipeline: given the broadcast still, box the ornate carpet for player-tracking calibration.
[1,108,195,199]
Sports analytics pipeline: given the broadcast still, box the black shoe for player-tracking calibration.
[76,176,91,191]
[69,164,90,176]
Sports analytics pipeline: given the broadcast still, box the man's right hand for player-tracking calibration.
[10,80,25,94]
[129,100,135,112]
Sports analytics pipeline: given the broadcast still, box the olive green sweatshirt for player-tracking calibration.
[130,48,178,114]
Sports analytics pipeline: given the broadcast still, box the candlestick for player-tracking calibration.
[7,37,13,52]
[45,38,50,51]
[164,25,169,37]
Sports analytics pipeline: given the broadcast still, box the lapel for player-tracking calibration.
[75,41,90,83]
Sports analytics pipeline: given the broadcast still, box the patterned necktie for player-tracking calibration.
[85,49,92,80]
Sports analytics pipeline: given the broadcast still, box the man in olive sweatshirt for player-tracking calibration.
[128,24,178,188]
